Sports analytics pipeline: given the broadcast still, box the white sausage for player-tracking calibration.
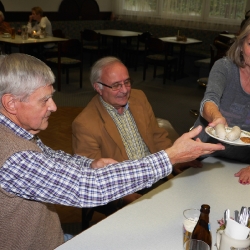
[226,126,241,141]
[214,124,226,139]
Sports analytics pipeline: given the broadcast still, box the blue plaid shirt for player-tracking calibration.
[0,113,172,208]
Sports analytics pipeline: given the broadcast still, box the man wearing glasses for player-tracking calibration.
[72,56,201,207]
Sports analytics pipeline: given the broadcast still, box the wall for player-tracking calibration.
[1,0,111,11]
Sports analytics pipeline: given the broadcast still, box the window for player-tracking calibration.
[121,0,247,26]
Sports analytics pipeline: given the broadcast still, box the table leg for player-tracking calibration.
[178,44,186,77]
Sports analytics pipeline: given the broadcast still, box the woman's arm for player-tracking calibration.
[202,101,228,127]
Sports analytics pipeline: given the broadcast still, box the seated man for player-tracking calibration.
[0,53,224,249]
[72,56,202,206]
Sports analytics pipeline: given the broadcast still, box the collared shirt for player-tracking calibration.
[0,113,172,208]
[100,97,151,160]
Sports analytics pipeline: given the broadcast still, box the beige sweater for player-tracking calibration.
[0,124,64,250]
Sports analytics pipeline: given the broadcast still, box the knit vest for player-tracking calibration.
[0,124,64,250]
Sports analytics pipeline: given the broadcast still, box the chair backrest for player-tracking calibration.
[136,31,152,50]
[53,29,65,38]
[146,37,166,54]
[61,39,82,57]
[80,29,100,43]
[138,31,153,44]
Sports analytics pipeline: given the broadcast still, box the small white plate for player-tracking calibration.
[205,126,250,146]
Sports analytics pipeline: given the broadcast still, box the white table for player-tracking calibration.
[56,157,249,250]
[160,36,202,77]
[219,34,236,39]
[0,35,68,91]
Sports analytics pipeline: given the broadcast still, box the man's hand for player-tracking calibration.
[91,158,118,169]
[173,159,202,175]
[234,166,250,185]
[165,125,225,165]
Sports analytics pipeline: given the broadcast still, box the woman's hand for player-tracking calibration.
[208,116,228,128]
[234,166,250,185]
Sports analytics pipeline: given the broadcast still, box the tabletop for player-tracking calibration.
[160,36,202,45]
[95,29,141,37]
[0,35,67,45]
[56,157,249,250]
[219,34,236,39]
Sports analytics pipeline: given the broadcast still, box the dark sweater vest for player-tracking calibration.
[0,124,64,250]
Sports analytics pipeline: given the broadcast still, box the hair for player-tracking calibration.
[227,24,250,68]
[32,6,43,16]
[90,56,123,89]
[0,53,55,107]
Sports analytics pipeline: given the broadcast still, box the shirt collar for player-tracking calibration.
[0,113,35,141]
[99,96,129,114]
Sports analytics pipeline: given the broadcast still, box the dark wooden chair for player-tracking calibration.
[143,37,178,84]
[46,39,83,89]
[124,31,152,71]
[80,29,109,66]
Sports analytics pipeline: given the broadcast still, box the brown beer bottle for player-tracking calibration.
[191,204,212,248]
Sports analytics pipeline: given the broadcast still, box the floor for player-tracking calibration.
[38,53,207,235]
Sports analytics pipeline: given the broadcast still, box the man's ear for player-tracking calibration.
[94,83,103,95]
[1,94,18,114]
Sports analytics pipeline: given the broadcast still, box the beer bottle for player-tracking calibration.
[191,204,212,248]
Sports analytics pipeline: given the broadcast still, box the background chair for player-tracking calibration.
[143,37,178,84]
[81,29,109,66]
[46,39,83,89]
[124,31,152,71]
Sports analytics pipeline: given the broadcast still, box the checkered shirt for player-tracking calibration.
[0,113,172,207]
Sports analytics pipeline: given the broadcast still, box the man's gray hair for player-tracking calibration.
[90,56,123,89]
[0,53,55,107]
[0,11,4,20]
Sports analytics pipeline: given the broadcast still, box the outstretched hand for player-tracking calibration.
[166,126,225,165]
[91,158,118,169]
[234,166,250,185]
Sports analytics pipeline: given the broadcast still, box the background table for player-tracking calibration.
[160,36,202,78]
[0,35,68,91]
[95,29,141,56]
[56,157,249,250]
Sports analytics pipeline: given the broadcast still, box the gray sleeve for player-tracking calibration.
[200,58,229,116]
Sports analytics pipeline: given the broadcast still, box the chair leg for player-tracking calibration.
[66,68,69,84]
[143,62,147,81]
[80,65,83,89]
[153,65,157,78]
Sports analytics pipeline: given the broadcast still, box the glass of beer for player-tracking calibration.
[183,208,199,244]
[11,27,15,39]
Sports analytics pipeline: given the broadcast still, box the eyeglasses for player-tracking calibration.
[97,79,132,91]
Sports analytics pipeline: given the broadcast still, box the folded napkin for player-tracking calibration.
[225,218,250,240]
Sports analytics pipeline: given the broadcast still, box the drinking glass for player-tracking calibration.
[184,239,210,250]
[183,208,200,244]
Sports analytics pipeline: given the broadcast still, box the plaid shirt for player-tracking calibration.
[0,113,172,208]
[100,97,151,160]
